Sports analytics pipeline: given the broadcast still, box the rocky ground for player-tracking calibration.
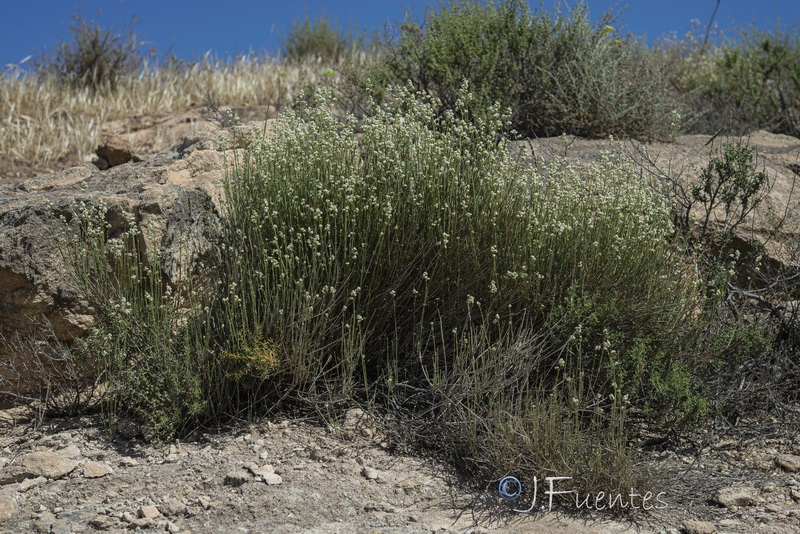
[0,406,799,534]
[0,407,652,534]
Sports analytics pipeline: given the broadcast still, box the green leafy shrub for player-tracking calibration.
[35,14,142,91]
[214,84,710,492]
[56,200,210,440]
[377,0,675,139]
[669,25,800,136]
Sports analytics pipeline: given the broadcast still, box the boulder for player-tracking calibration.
[0,128,237,396]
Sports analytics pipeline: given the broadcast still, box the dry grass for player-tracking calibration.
[0,56,331,166]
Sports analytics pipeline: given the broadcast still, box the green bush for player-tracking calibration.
[284,13,357,63]
[377,0,675,139]
[35,13,142,91]
[668,25,800,136]
[55,200,210,440]
[214,84,710,492]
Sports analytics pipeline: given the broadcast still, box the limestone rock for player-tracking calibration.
[713,486,757,508]
[0,131,224,395]
[95,135,140,169]
[776,454,800,472]
[1,451,77,483]
[682,519,716,534]
[82,461,113,478]
[0,490,17,520]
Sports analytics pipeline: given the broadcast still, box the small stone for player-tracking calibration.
[121,511,136,523]
[776,454,800,472]
[0,491,18,520]
[166,520,181,533]
[83,461,113,478]
[247,464,275,477]
[138,504,160,519]
[197,496,212,510]
[713,486,757,508]
[18,476,48,492]
[259,451,270,460]
[96,135,136,168]
[262,473,283,485]
[682,519,716,534]
[223,469,251,486]
[89,514,116,530]
[362,467,379,480]
[165,454,179,463]
[766,503,782,513]
[791,487,800,501]
[119,457,139,467]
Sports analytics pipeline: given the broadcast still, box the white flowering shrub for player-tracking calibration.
[216,84,708,493]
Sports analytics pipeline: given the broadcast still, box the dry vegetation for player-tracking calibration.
[0,58,331,168]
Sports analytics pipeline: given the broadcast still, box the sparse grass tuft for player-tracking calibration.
[34,13,143,92]
[284,13,361,64]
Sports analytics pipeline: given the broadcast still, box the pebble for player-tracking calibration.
[362,467,379,480]
[262,472,283,485]
[138,504,160,519]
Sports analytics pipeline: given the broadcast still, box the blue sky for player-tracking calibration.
[3,1,799,68]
